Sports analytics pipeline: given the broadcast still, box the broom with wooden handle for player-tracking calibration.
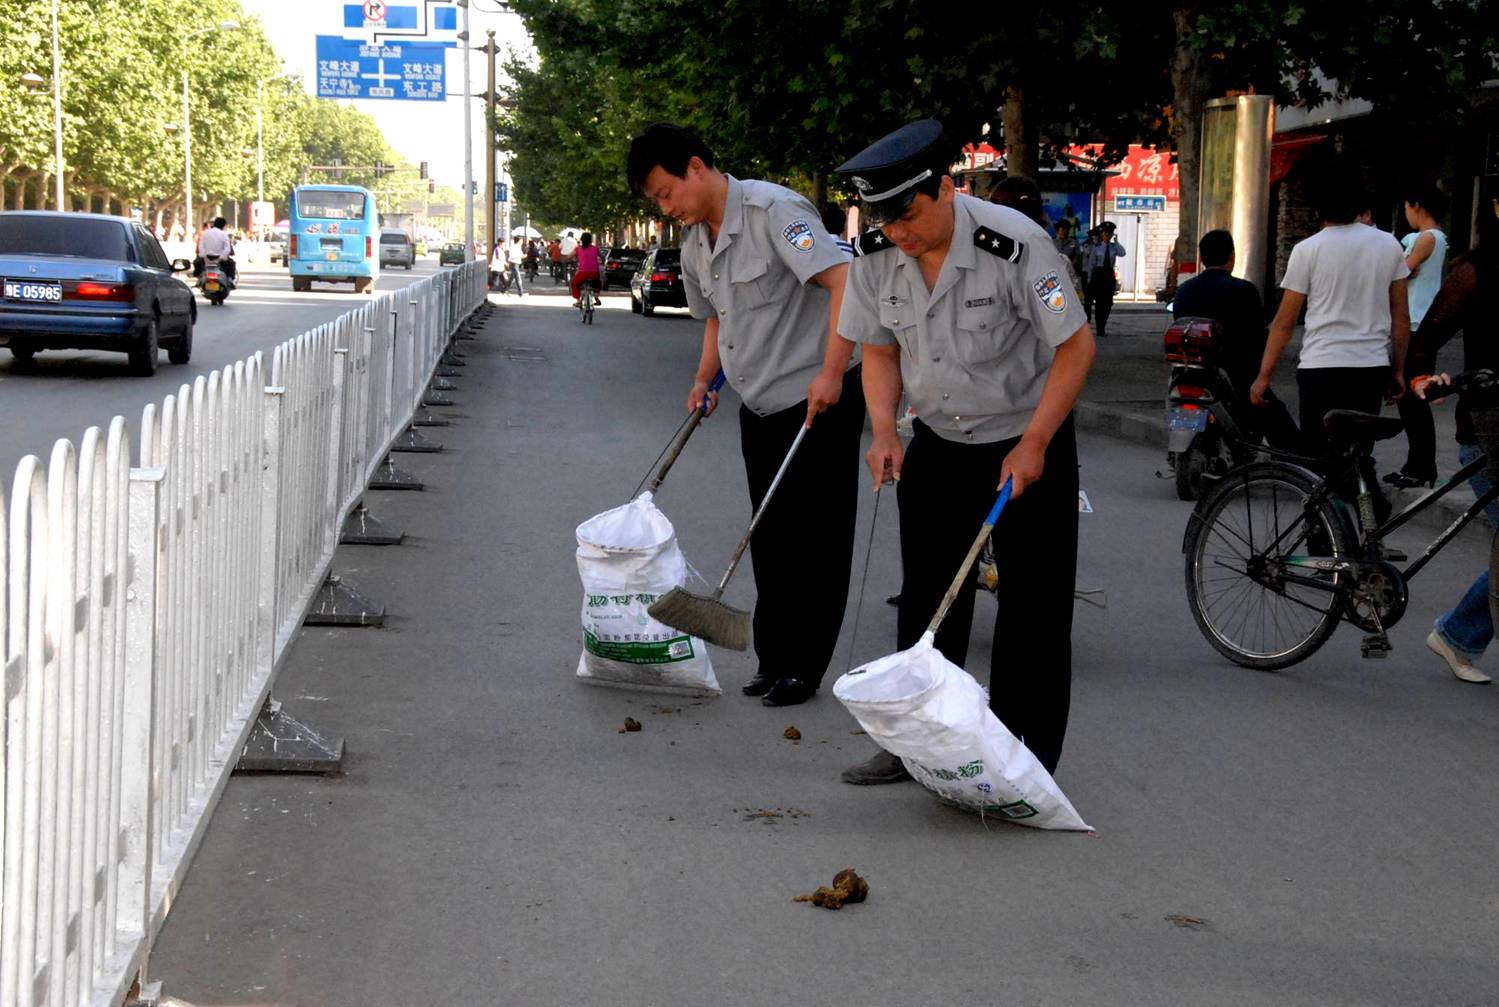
[648,421,811,651]
[923,477,1014,638]
[632,369,726,499]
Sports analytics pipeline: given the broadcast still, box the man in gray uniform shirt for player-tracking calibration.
[627,122,864,708]
[835,119,1096,783]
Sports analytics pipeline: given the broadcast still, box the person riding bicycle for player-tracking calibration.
[548,237,563,280]
[570,232,602,307]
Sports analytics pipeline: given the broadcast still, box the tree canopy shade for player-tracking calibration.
[501,0,1496,246]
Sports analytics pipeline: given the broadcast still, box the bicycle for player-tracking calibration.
[578,279,599,324]
[1183,371,1499,670]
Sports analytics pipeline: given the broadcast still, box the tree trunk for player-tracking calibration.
[1003,85,1038,181]
[812,171,828,212]
[1169,8,1209,288]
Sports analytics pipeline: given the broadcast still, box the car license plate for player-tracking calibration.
[205,280,221,292]
[326,252,338,261]
[1167,407,1210,432]
[4,279,63,303]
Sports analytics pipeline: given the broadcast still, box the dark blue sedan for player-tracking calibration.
[0,211,196,375]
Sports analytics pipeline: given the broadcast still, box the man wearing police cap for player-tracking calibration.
[626,122,865,708]
[835,119,1096,784]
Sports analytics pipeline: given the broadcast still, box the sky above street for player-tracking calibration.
[242,0,535,188]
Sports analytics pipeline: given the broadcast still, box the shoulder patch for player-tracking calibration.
[849,229,896,258]
[781,218,816,253]
[974,226,1024,264]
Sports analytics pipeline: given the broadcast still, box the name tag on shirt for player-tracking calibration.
[964,296,995,308]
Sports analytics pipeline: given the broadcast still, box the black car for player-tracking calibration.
[602,248,646,290]
[0,211,196,375]
[629,248,688,316]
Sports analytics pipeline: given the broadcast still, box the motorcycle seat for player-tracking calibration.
[1322,409,1403,444]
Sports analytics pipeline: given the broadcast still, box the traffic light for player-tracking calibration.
[428,179,436,193]
[419,161,429,179]
[470,181,478,195]
[374,160,386,179]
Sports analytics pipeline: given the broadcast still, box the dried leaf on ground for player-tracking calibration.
[784,725,801,741]
[618,717,642,734]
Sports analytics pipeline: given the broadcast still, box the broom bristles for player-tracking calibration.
[648,587,752,651]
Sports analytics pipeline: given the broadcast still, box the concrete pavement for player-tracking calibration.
[147,290,1499,1005]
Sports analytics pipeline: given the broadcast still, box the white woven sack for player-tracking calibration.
[575,493,720,696]
[834,632,1088,831]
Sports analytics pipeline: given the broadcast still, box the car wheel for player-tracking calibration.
[630,293,642,314]
[641,295,655,316]
[168,313,194,365]
[9,345,36,363]
[130,317,160,377]
[293,276,310,292]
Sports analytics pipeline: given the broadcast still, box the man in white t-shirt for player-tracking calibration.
[1251,172,1410,494]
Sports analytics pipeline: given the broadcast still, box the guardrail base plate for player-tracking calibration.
[305,573,386,626]
[389,428,443,453]
[423,392,456,408]
[369,456,424,490]
[340,504,404,545]
[236,700,345,774]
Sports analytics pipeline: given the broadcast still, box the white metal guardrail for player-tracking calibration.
[2,261,487,1007]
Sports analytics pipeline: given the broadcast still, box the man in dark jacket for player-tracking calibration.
[1173,229,1299,449]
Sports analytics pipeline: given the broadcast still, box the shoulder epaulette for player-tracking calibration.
[849,229,896,258]
[974,226,1024,263]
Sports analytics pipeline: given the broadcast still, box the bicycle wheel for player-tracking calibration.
[1184,462,1350,670]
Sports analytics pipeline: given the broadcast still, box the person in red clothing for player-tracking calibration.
[570,232,602,306]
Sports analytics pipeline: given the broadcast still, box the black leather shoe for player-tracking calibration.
[841,749,913,785]
[741,673,776,697]
[761,677,817,707]
[1383,470,1436,489]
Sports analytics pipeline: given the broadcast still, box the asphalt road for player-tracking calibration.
[147,290,1499,1005]
[0,257,454,481]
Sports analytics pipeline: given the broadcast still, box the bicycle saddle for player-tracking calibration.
[1322,409,1404,444]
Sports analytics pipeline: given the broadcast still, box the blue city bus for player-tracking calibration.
[287,184,380,293]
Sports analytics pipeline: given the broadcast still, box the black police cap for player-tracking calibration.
[836,119,950,225]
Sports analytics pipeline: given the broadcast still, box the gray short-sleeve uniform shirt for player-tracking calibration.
[682,176,852,416]
[837,195,1086,443]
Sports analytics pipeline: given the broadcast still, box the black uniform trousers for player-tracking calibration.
[738,366,865,688]
[895,415,1079,774]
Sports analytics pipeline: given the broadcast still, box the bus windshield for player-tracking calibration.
[295,189,368,220]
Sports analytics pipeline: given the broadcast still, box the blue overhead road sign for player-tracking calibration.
[316,36,449,101]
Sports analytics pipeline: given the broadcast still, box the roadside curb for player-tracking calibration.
[1075,397,1490,533]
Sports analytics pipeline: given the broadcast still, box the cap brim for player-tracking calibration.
[861,189,919,227]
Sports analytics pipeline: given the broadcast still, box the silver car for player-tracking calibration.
[378,229,416,270]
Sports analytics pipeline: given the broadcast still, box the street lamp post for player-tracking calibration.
[49,0,63,210]
[182,20,239,232]
[459,0,475,259]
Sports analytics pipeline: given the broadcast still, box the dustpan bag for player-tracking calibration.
[834,633,1088,830]
[575,493,720,696]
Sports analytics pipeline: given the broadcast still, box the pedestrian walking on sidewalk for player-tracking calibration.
[1082,221,1126,337]
[834,118,1096,784]
[1251,166,1411,515]
[626,122,864,708]
[1387,182,1450,489]
[1405,200,1498,684]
